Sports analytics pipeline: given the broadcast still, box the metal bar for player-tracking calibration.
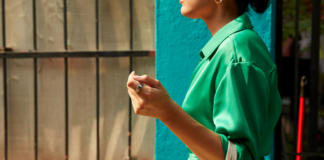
[274,0,283,159]
[2,0,7,159]
[64,57,68,160]
[96,0,99,51]
[309,0,321,159]
[33,0,37,51]
[128,56,133,159]
[96,57,99,160]
[275,0,283,97]
[33,58,38,160]
[293,0,300,150]
[32,0,38,159]
[130,0,133,50]
[128,0,133,158]
[0,51,154,58]
[128,57,132,158]
[95,0,100,159]
[63,0,68,159]
[3,58,7,160]
[64,0,67,51]
[2,0,5,48]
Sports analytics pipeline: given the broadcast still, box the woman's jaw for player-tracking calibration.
[180,0,216,19]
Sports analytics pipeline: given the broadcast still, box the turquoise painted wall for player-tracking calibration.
[155,1,276,159]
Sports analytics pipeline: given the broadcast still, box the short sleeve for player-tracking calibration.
[213,61,270,159]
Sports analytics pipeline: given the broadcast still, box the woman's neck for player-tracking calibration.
[202,6,239,36]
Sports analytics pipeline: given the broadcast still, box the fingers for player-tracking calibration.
[127,71,143,99]
[127,71,136,85]
[127,72,156,97]
[132,75,160,88]
[127,71,138,90]
[128,90,142,115]
[127,79,140,91]
[128,89,139,105]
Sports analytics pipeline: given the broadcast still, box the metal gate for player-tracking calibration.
[0,0,155,160]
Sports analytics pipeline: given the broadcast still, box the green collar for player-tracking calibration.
[200,13,254,59]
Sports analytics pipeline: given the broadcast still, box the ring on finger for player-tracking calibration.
[135,83,144,94]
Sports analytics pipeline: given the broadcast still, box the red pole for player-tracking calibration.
[296,97,304,160]
[296,76,307,160]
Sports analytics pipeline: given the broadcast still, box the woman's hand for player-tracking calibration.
[127,71,225,160]
[126,71,177,121]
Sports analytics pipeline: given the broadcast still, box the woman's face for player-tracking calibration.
[180,0,216,19]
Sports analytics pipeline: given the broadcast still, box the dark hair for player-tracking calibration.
[234,0,270,15]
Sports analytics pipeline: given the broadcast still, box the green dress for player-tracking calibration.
[182,13,282,160]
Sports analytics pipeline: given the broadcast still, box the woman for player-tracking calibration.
[127,0,282,159]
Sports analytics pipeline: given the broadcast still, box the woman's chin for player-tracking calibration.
[180,7,194,18]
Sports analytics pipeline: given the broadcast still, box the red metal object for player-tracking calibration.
[296,76,307,160]
[296,97,304,160]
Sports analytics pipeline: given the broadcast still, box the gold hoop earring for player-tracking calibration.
[214,0,222,3]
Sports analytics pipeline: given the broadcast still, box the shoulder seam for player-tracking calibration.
[228,35,237,63]
[214,51,235,91]
[216,61,269,92]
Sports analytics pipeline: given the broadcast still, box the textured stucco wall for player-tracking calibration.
[155,0,276,159]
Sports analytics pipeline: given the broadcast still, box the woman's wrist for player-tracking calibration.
[158,100,182,124]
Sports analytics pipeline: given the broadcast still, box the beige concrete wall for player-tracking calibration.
[1,0,155,160]
[6,1,34,160]
[132,57,155,160]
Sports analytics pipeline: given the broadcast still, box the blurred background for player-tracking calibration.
[278,0,324,159]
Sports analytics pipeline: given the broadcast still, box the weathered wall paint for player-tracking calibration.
[155,0,276,160]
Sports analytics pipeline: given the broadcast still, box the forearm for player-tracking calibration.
[160,101,225,160]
